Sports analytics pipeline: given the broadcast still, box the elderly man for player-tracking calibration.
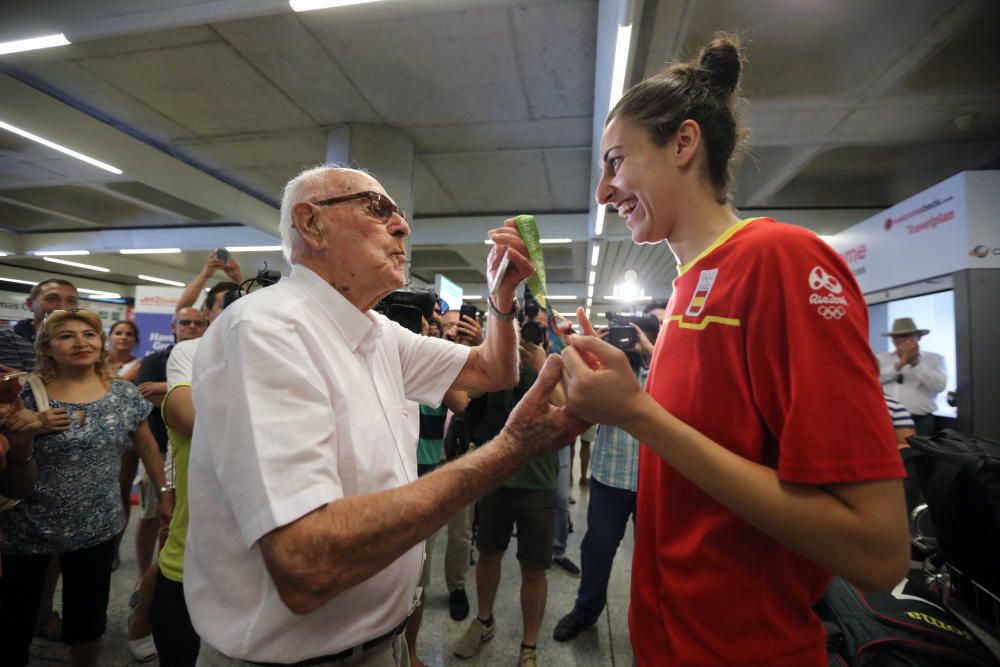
[186,165,586,666]
[877,317,947,436]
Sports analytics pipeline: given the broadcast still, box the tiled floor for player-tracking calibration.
[26,454,635,666]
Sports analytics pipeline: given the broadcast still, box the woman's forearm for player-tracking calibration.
[624,393,909,590]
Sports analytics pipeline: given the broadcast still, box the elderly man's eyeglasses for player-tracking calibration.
[310,191,406,224]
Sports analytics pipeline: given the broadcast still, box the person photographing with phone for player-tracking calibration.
[557,35,909,667]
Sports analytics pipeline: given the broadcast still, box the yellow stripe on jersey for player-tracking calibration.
[677,217,760,277]
[668,315,741,330]
[690,296,706,308]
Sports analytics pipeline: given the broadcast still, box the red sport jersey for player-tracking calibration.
[630,218,905,667]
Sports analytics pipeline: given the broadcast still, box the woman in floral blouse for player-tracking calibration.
[0,308,171,667]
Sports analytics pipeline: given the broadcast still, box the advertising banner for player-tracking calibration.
[829,171,1000,293]
[134,286,183,357]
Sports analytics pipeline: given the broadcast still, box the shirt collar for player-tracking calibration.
[289,264,380,354]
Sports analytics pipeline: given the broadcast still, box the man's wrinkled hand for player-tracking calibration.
[485,219,535,301]
[502,356,589,461]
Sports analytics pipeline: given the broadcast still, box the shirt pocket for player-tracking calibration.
[347,408,412,496]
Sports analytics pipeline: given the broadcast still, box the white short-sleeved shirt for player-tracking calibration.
[166,338,199,390]
[184,265,469,662]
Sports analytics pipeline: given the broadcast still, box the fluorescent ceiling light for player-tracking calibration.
[0,120,121,175]
[609,24,633,109]
[589,271,596,285]
[586,297,593,308]
[546,296,578,301]
[0,33,70,56]
[31,249,89,256]
[290,0,382,12]
[226,245,283,252]
[120,248,181,255]
[587,285,594,299]
[463,295,483,300]
[591,245,600,267]
[78,288,122,299]
[603,295,653,301]
[0,252,10,257]
[138,274,185,287]
[819,235,835,242]
[0,277,37,286]
[43,256,110,272]
[594,205,606,237]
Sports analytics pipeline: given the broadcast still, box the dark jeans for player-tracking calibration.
[572,478,636,625]
[0,538,115,666]
[151,571,201,667]
[912,413,936,436]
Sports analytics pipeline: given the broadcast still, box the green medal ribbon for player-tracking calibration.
[513,214,570,352]
[513,214,548,311]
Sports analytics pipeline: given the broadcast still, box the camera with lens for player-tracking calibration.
[222,267,284,309]
[521,320,547,346]
[605,312,660,351]
[376,287,438,334]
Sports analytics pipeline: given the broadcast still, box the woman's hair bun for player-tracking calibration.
[699,35,742,95]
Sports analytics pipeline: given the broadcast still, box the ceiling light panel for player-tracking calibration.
[0,33,69,56]
[43,256,110,272]
[0,120,122,175]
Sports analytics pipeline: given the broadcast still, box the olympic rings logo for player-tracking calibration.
[817,305,845,319]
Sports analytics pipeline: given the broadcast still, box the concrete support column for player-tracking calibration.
[327,124,415,282]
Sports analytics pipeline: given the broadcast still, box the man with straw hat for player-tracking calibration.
[877,318,947,435]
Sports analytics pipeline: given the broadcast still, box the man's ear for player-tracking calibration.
[674,119,702,168]
[291,202,326,250]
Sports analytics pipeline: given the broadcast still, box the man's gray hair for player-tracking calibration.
[279,164,368,264]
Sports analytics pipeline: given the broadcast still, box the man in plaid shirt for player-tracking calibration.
[553,324,653,643]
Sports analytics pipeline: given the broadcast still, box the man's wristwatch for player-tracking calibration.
[158,485,175,496]
[487,295,519,322]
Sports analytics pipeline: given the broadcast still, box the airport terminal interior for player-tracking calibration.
[1,0,999,666]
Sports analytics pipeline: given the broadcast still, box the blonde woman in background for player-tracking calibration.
[0,308,171,667]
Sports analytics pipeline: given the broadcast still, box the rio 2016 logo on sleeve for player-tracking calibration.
[808,266,843,294]
[808,266,848,319]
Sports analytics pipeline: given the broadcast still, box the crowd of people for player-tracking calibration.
[0,34,931,667]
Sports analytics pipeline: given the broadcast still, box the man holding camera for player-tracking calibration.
[554,317,657,643]
[185,165,587,667]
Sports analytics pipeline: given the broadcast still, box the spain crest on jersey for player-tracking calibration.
[685,268,719,318]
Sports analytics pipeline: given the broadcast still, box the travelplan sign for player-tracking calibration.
[829,171,1000,294]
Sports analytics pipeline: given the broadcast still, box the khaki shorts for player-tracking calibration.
[477,487,557,570]
[138,464,159,520]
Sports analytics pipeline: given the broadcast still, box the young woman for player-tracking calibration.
[0,309,171,667]
[108,320,142,382]
[560,36,909,666]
